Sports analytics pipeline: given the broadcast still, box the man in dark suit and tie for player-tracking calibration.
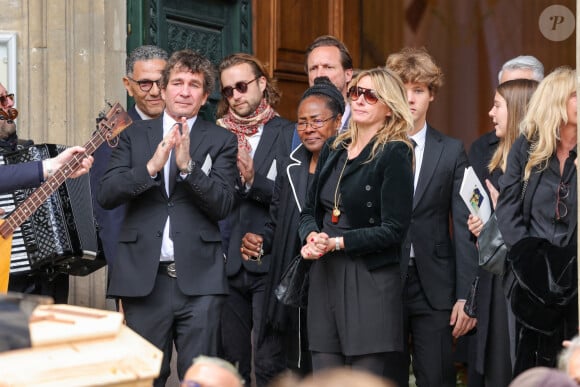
[91,45,168,286]
[387,48,478,387]
[216,53,293,387]
[97,49,238,387]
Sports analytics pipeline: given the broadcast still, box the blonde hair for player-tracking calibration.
[520,66,576,180]
[332,67,414,160]
[488,79,538,173]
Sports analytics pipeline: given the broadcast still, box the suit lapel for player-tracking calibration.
[146,117,168,198]
[413,127,443,208]
[287,145,309,212]
[252,122,278,176]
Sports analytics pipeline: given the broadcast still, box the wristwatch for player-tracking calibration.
[180,159,195,174]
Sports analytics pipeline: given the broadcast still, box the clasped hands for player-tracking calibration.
[146,117,191,176]
[301,232,335,260]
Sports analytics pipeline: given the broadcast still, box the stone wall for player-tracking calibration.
[0,0,127,309]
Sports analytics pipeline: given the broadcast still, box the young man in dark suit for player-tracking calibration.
[216,53,294,387]
[97,49,238,387]
[386,47,478,387]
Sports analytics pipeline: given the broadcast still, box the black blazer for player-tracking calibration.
[401,125,478,310]
[299,138,414,270]
[223,116,294,276]
[259,144,311,337]
[496,135,577,248]
[90,107,144,267]
[97,115,238,297]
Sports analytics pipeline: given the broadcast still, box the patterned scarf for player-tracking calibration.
[217,98,277,152]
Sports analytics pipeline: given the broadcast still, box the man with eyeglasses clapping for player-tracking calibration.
[216,53,294,387]
[91,45,168,298]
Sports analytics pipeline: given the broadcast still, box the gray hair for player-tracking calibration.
[559,336,580,372]
[498,55,544,83]
[126,45,169,76]
[191,355,244,386]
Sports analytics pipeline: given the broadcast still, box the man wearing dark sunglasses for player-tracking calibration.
[216,53,293,387]
[386,48,478,387]
[91,45,168,303]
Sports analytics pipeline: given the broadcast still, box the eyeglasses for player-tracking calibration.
[221,78,258,98]
[0,93,14,105]
[347,86,380,105]
[296,116,337,131]
[127,77,162,92]
[555,181,569,221]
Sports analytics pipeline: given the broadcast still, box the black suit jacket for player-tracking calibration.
[97,115,238,297]
[299,138,414,270]
[259,144,311,340]
[91,106,143,267]
[223,116,294,276]
[401,125,478,310]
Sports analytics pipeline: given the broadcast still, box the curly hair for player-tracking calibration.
[386,47,444,95]
[161,49,216,95]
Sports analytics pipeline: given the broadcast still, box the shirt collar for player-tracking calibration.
[410,122,427,149]
[163,112,197,135]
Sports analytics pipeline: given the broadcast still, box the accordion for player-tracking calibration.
[0,144,105,276]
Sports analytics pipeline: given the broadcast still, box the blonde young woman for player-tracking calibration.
[467,79,538,386]
[298,68,414,378]
[496,66,577,375]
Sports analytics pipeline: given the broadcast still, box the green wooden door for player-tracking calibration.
[126,0,252,119]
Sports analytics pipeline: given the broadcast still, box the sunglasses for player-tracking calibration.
[221,78,258,98]
[347,86,380,105]
[0,93,14,105]
[127,77,161,92]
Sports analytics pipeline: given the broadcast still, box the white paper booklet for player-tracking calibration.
[459,166,492,223]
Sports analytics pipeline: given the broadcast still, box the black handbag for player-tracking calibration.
[274,255,312,308]
[477,178,529,276]
[477,213,508,275]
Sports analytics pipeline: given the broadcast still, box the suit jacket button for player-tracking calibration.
[369,217,375,224]
[156,231,162,237]
[365,185,372,191]
[366,201,372,207]
[168,201,174,207]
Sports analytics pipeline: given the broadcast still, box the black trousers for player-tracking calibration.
[394,265,456,387]
[121,270,225,387]
[220,268,286,387]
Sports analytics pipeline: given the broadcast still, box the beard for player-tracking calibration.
[0,121,16,139]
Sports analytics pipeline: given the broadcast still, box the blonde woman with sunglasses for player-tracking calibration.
[298,67,414,379]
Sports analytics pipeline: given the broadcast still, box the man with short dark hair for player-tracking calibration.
[98,49,238,387]
[216,53,293,387]
[91,45,168,283]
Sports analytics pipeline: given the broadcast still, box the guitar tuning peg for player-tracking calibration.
[105,100,113,108]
